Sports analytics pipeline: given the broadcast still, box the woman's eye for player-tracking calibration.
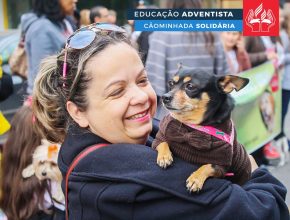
[50,163,57,168]
[186,83,195,91]
[109,88,124,97]
[138,77,149,85]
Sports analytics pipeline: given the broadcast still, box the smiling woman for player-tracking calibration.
[33,23,156,144]
[31,23,289,220]
[66,42,157,144]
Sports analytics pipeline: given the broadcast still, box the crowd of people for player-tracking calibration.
[0,0,290,219]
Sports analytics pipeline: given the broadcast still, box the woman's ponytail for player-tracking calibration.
[32,55,67,143]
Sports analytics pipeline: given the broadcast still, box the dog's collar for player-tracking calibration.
[184,120,235,147]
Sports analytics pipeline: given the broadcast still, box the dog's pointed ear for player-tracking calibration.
[22,164,35,178]
[217,75,249,94]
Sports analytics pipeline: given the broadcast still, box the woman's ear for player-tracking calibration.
[217,75,249,93]
[66,101,89,128]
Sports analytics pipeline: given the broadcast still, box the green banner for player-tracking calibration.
[231,61,282,153]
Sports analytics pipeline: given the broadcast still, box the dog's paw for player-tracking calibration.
[157,152,173,168]
[186,172,205,193]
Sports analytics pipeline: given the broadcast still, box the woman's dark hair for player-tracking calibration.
[0,106,49,220]
[33,30,131,143]
[31,0,64,22]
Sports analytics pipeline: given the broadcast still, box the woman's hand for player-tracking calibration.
[248,154,258,172]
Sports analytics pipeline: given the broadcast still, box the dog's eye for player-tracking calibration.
[50,162,57,167]
[168,80,175,88]
[186,83,195,91]
[39,161,45,165]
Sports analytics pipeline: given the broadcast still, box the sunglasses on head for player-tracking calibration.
[62,23,126,82]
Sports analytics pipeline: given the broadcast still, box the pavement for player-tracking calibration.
[270,162,290,205]
[269,110,290,205]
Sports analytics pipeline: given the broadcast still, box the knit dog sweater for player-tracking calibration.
[152,114,251,185]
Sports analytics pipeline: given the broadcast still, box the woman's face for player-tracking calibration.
[221,32,240,50]
[59,0,77,16]
[77,43,157,144]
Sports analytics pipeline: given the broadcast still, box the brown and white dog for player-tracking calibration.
[22,139,64,203]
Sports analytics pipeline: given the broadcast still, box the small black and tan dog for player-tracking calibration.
[152,67,251,192]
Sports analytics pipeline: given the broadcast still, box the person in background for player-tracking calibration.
[70,9,80,30]
[108,9,117,24]
[66,8,80,31]
[244,36,280,68]
[130,0,148,43]
[0,56,13,102]
[145,0,229,119]
[278,6,290,149]
[220,32,251,74]
[0,104,65,220]
[31,23,289,220]
[137,0,146,9]
[245,6,286,163]
[137,31,153,64]
[79,9,91,27]
[89,6,109,24]
[22,0,77,95]
[136,5,158,64]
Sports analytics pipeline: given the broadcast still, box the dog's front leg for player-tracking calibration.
[156,142,173,168]
[186,164,225,193]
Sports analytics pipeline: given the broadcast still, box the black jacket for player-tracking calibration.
[58,125,289,220]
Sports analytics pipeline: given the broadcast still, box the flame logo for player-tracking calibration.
[245,3,276,32]
[261,10,266,21]
[267,10,273,21]
[254,3,263,17]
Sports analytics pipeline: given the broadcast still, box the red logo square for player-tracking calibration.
[243,0,279,36]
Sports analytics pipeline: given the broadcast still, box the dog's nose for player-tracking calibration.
[162,94,173,104]
[42,171,47,176]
